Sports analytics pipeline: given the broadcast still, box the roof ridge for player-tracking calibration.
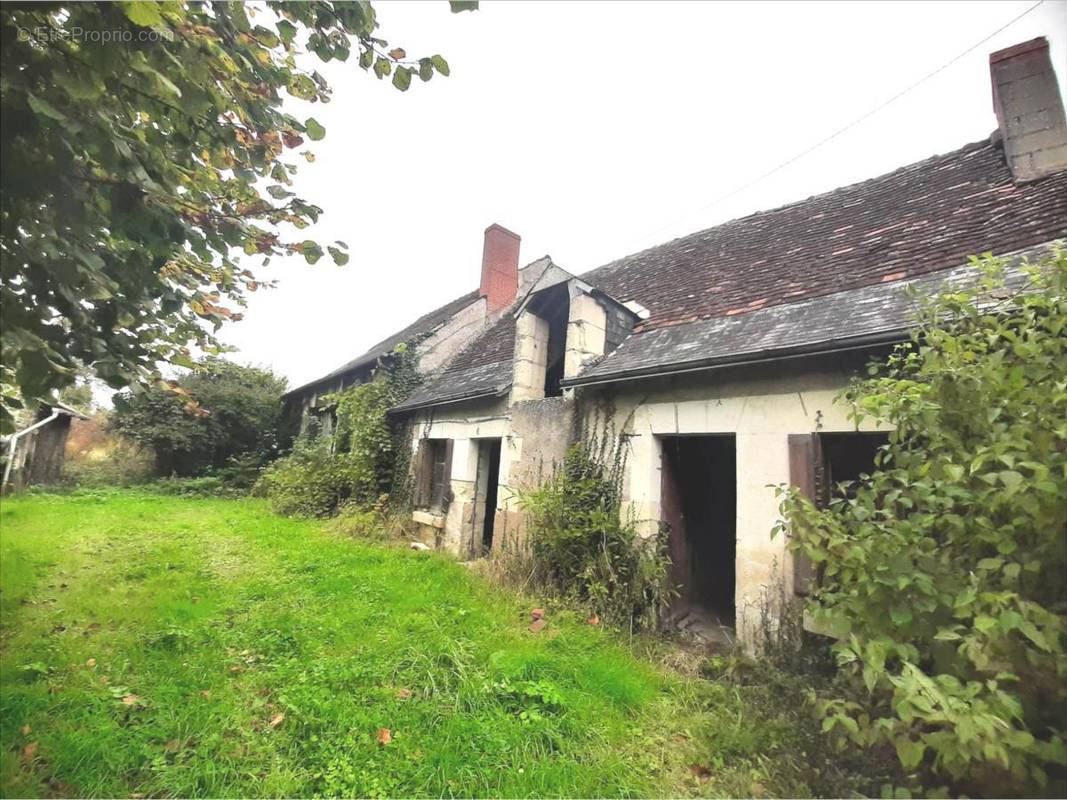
[286,288,482,396]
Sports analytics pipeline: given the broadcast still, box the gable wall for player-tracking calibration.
[417,296,489,374]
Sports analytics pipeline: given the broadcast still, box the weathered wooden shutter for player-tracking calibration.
[413,440,432,509]
[439,439,455,510]
[787,433,825,596]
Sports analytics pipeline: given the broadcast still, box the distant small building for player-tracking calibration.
[1,402,87,493]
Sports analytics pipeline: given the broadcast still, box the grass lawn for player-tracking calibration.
[1,490,845,798]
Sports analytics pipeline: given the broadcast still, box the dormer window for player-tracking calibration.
[512,276,637,403]
[513,282,570,401]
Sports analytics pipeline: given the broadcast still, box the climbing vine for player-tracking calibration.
[256,342,422,517]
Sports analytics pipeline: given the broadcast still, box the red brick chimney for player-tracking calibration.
[990,37,1067,181]
[479,223,521,311]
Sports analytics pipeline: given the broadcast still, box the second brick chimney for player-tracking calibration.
[480,224,521,312]
[990,37,1067,182]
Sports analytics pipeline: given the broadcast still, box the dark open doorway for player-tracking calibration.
[660,435,737,631]
[472,438,502,557]
[523,282,569,398]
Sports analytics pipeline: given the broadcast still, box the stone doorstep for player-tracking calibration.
[411,510,446,529]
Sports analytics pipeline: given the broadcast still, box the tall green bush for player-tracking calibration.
[775,249,1067,795]
[520,428,671,631]
[111,358,286,476]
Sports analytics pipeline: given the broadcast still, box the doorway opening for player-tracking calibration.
[471,438,502,557]
[524,283,569,398]
[660,435,737,633]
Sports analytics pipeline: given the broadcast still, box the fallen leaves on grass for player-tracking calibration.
[689,764,711,783]
[20,725,31,736]
[86,658,96,667]
[587,613,600,626]
[199,689,211,698]
[21,741,38,763]
[121,694,141,706]
[377,728,392,745]
[395,688,413,700]
[268,712,285,729]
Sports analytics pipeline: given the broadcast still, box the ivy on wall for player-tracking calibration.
[256,342,423,517]
[519,414,672,631]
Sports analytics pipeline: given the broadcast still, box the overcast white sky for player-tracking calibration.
[219,0,1067,390]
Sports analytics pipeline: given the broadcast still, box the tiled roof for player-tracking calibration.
[287,290,481,396]
[391,137,1067,410]
[391,313,516,412]
[584,139,1067,331]
[392,357,512,412]
[566,252,1043,386]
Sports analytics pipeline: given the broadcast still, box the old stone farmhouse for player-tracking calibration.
[284,38,1067,645]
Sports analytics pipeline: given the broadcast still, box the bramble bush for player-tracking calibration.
[775,249,1067,796]
[520,425,672,631]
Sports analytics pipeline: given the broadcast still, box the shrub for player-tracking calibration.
[111,358,286,476]
[257,349,419,518]
[254,436,358,517]
[775,250,1067,795]
[149,475,228,497]
[326,496,409,541]
[520,430,671,631]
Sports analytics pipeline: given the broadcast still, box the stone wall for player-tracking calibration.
[511,311,549,403]
[407,392,577,558]
[564,292,607,379]
[408,398,510,554]
[578,352,891,649]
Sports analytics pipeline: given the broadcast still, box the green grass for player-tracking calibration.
[1,490,851,798]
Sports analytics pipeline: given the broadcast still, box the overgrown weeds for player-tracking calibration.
[775,250,1067,797]
[256,345,421,518]
[517,421,672,632]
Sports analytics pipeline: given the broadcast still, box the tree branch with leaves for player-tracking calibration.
[0,0,476,431]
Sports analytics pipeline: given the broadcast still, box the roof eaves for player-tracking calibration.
[390,384,510,415]
[561,327,909,389]
[284,289,482,398]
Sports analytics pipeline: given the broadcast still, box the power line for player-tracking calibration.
[633,0,1046,247]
